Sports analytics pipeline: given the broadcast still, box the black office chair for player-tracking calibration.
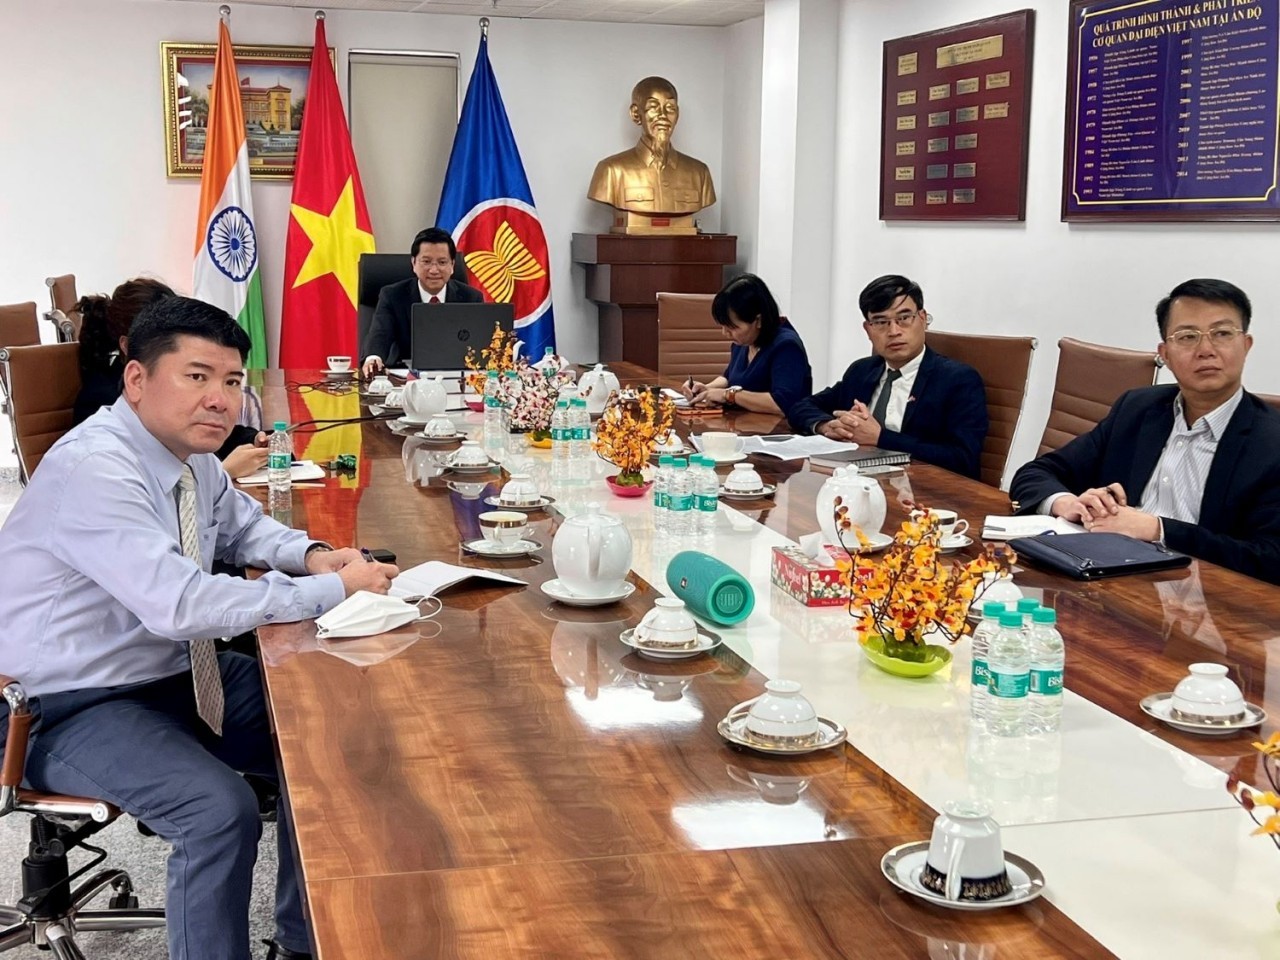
[0,677,165,958]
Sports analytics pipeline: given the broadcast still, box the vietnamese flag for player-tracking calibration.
[279,17,375,368]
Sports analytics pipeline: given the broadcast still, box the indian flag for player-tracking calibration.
[193,19,267,368]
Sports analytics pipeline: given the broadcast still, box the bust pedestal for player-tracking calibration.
[572,233,737,370]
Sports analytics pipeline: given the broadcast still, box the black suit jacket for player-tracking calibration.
[787,347,988,478]
[1010,385,1280,584]
[363,276,484,365]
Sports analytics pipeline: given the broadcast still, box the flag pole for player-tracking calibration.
[218,4,230,23]
[479,16,489,38]
[315,9,325,20]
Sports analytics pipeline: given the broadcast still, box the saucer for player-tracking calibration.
[462,538,541,557]
[396,415,436,428]
[417,431,467,444]
[446,460,499,474]
[1140,692,1266,736]
[483,495,556,512]
[651,446,695,459]
[324,369,355,379]
[541,578,635,607]
[940,534,974,552]
[619,627,721,660]
[718,483,776,501]
[880,841,1045,912]
[717,708,847,755]
[705,451,749,464]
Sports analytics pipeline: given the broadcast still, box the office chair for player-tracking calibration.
[0,677,165,958]
[44,277,81,344]
[356,252,478,365]
[1037,338,1160,455]
[656,292,728,382]
[0,343,80,485]
[0,303,40,414]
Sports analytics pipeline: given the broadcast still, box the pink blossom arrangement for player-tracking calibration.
[500,361,575,436]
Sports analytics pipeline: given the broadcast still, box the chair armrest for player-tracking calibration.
[0,676,31,790]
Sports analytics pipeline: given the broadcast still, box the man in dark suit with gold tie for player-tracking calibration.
[361,227,483,375]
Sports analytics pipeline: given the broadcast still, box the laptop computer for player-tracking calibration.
[409,302,514,371]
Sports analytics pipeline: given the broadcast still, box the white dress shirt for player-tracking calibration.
[0,397,345,697]
[868,349,923,432]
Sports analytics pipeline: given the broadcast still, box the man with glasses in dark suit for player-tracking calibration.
[789,274,988,479]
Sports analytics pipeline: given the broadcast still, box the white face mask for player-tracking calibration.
[315,591,440,639]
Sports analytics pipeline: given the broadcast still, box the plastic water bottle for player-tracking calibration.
[483,370,503,428]
[691,455,719,535]
[969,600,1006,727]
[569,398,591,461]
[987,611,1030,738]
[1016,597,1041,619]
[551,397,571,463]
[267,421,292,515]
[1028,607,1065,733]
[667,458,693,536]
[653,455,673,534]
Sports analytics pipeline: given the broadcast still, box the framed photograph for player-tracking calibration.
[160,41,334,180]
[879,10,1036,221]
[1062,0,1280,221]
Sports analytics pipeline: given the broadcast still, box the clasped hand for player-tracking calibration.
[818,401,882,445]
[1051,482,1161,541]
[305,547,400,596]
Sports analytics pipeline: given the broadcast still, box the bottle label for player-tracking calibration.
[970,659,989,688]
[552,427,567,442]
[669,493,692,512]
[658,492,669,509]
[697,494,718,512]
[988,669,1029,699]
[1030,669,1064,695]
[268,452,290,471]
[573,426,590,441]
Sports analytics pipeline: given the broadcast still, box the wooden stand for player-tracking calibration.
[572,233,737,369]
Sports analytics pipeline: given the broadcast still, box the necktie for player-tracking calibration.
[870,368,902,426]
[177,466,225,735]
[429,295,441,304]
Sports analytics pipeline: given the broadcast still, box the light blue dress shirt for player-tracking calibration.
[0,397,346,697]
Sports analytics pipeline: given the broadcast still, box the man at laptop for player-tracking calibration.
[788,274,988,479]
[361,227,484,376]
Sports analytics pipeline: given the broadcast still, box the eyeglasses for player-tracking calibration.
[865,310,927,332]
[1164,326,1245,351]
[414,258,452,269]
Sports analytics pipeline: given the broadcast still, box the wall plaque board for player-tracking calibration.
[1062,0,1280,221]
[879,10,1035,221]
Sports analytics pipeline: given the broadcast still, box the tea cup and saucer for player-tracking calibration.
[324,355,353,378]
[619,598,719,659]
[445,441,495,473]
[486,473,555,513]
[719,463,775,500]
[1140,662,1266,735]
[463,511,540,557]
[717,680,846,754]
[700,431,748,464]
[419,414,463,443]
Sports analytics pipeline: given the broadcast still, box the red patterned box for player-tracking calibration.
[770,545,850,608]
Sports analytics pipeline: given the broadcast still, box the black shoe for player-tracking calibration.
[263,939,313,960]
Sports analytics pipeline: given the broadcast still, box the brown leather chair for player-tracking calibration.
[0,676,165,953]
[0,303,39,350]
[1037,338,1159,455]
[925,329,1036,489]
[0,343,81,485]
[656,292,730,383]
[1258,393,1280,414]
[44,276,80,343]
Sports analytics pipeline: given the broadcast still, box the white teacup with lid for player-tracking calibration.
[499,473,541,506]
[724,463,765,493]
[1171,663,1246,722]
[447,440,490,468]
[424,413,457,438]
[732,680,820,745]
[635,598,699,649]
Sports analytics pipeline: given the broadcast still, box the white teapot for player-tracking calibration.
[551,501,633,599]
[816,465,887,547]
[402,375,447,421]
[578,364,620,415]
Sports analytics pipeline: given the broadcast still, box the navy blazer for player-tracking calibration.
[363,276,484,365]
[723,321,813,415]
[1010,385,1280,585]
[788,347,988,478]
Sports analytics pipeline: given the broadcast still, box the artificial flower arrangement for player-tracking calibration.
[592,388,676,487]
[502,363,575,439]
[834,503,1016,663]
[463,323,520,395]
[1228,734,1280,851]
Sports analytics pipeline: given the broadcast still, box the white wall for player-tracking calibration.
[720,16,764,275]
[830,0,1280,486]
[0,0,728,366]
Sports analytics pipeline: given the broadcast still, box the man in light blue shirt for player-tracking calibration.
[0,297,398,960]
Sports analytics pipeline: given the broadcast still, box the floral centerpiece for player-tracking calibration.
[1228,734,1280,853]
[501,362,575,442]
[463,323,520,395]
[592,388,675,490]
[834,504,1015,672]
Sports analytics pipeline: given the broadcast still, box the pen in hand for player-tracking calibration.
[360,548,376,564]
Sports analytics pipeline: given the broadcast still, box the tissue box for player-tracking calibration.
[770,544,850,607]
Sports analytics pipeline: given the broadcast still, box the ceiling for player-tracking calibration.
[172,0,765,27]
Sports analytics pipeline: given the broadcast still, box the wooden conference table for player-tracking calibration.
[253,367,1280,960]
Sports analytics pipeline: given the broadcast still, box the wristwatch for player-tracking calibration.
[724,386,743,407]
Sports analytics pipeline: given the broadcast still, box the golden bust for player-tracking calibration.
[588,77,716,226]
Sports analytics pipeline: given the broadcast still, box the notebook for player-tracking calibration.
[810,445,911,470]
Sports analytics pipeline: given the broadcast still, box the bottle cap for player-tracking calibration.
[999,611,1024,628]
[544,347,554,356]
[982,600,1006,618]
[659,455,674,466]
[673,459,687,469]
[1016,598,1041,613]
[273,421,287,432]
[486,369,498,377]
[1032,607,1057,624]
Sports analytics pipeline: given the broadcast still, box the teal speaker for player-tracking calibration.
[665,551,755,626]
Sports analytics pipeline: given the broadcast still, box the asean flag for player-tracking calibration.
[436,31,554,359]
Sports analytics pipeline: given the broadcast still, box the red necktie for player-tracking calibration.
[429,295,441,304]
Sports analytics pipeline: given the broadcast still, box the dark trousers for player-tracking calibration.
[21,653,308,960]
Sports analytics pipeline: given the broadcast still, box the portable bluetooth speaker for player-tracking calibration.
[665,551,755,626]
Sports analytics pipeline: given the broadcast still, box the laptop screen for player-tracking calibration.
[409,302,514,371]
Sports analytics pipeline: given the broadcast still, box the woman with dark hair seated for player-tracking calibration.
[681,273,813,417]
[72,277,268,479]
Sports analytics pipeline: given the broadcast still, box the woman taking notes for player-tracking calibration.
[682,274,812,417]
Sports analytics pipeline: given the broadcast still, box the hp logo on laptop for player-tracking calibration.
[457,329,471,342]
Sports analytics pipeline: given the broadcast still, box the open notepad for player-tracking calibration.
[981,515,1086,540]
[234,460,327,486]
[389,561,526,599]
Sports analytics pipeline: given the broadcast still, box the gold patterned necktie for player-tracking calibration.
[177,465,225,735]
